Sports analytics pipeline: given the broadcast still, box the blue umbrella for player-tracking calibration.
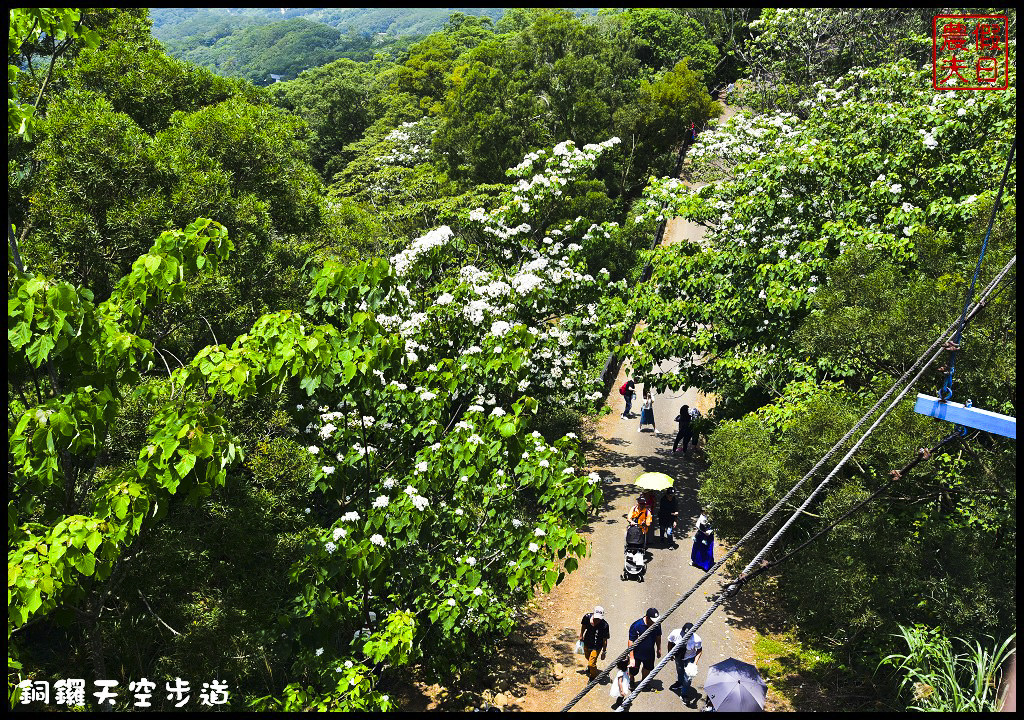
[704,657,767,712]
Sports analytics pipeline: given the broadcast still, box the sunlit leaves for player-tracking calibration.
[628,60,1016,400]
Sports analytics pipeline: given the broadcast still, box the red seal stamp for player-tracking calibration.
[933,15,1009,90]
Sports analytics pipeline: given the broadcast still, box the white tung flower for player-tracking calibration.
[411,495,430,511]
[308,446,320,455]
[322,466,335,475]
[370,534,386,547]
[416,461,428,473]
[473,587,483,596]
[333,527,346,541]
[325,541,337,554]
[528,542,540,552]
[342,511,360,522]
[534,528,546,537]
[373,495,389,508]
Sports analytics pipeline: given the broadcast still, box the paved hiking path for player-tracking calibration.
[514,104,759,713]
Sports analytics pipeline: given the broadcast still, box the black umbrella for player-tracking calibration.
[704,657,767,712]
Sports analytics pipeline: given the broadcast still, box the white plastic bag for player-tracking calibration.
[685,661,699,679]
[574,639,585,655]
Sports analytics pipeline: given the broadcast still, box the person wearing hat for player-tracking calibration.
[579,606,610,680]
[667,621,703,704]
[691,513,714,571]
[629,496,653,537]
[627,608,662,686]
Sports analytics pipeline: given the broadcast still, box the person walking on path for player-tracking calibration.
[691,514,715,571]
[629,495,653,541]
[628,608,663,687]
[668,622,703,705]
[689,405,703,449]
[638,387,657,433]
[620,379,636,418]
[609,656,631,710]
[672,405,694,455]
[658,487,679,547]
[578,606,610,681]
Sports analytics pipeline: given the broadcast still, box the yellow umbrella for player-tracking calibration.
[634,472,675,490]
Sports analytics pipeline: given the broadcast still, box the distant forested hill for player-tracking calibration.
[150,8,509,38]
[155,16,412,85]
[151,8,598,84]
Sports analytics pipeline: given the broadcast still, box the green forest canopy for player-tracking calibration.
[8,6,1015,713]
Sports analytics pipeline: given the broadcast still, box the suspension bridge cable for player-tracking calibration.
[615,429,966,711]
[615,254,1016,710]
[725,430,966,593]
[940,138,1016,402]
[560,251,1015,712]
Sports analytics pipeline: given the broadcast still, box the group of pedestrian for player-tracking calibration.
[590,377,716,708]
[580,605,706,710]
[673,404,703,455]
[622,378,702,452]
[628,490,711,558]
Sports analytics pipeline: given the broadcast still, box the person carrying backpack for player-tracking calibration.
[620,379,636,418]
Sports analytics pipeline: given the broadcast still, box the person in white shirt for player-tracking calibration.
[667,622,703,700]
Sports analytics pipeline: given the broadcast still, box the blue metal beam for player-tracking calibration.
[914,394,1016,439]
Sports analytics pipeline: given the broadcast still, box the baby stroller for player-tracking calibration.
[622,523,647,582]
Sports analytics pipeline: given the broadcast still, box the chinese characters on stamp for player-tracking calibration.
[933,15,1009,90]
